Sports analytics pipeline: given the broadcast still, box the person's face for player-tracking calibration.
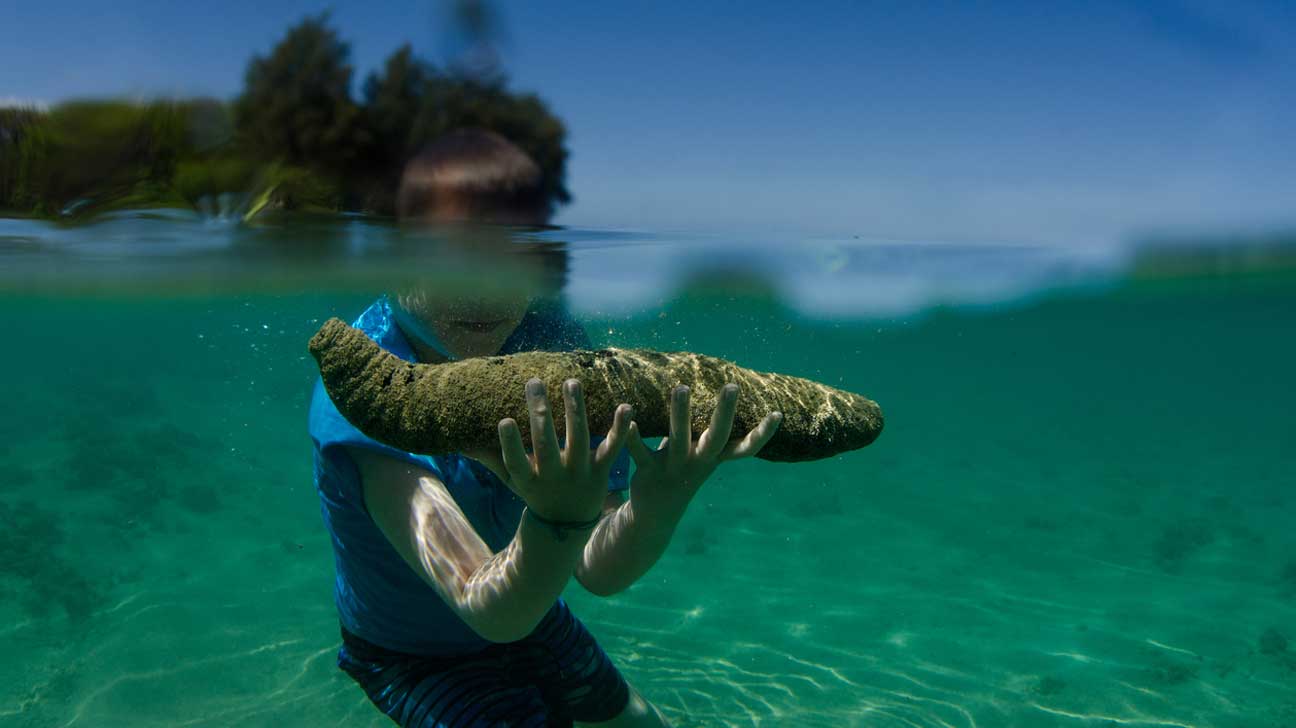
[396,239,556,360]
[402,285,530,360]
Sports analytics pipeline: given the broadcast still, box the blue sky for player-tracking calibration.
[2,0,1293,245]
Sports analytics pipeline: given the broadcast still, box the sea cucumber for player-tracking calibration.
[309,317,884,462]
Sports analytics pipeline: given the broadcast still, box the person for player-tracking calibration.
[308,128,782,727]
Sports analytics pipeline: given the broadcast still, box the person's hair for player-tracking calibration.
[396,128,547,224]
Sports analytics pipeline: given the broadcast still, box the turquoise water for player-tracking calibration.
[1,216,1294,726]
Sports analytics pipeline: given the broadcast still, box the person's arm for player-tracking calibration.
[574,384,782,596]
[354,377,633,643]
[352,448,589,643]
[573,495,675,597]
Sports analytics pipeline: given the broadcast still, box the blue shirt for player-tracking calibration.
[308,296,629,656]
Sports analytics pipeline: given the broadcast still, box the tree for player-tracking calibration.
[362,44,433,169]
[233,14,367,173]
[0,107,45,211]
[0,13,573,219]
[1,101,190,216]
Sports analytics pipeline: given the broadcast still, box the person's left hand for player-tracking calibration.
[625,383,781,530]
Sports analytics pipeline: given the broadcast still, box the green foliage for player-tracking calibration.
[259,163,342,212]
[0,13,570,219]
[349,45,435,212]
[362,45,433,168]
[0,100,192,216]
[174,157,260,203]
[233,13,369,172]
[0,106,46,211]
[183,98,237,153]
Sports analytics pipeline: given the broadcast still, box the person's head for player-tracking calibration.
[392,129,567,361]
[396,128,550,227]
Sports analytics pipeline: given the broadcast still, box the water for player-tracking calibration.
[2,213,1294,727]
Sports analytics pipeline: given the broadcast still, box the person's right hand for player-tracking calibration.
[491,378,633,522]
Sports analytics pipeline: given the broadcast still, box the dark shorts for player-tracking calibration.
[337,601,631,727]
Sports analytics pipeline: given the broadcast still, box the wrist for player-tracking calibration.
[624,498,684,540]
[523,507,603,543]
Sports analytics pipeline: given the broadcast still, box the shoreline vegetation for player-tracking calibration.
[0,14,569,223]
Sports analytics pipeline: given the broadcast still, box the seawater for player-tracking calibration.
[1,214,1294,727]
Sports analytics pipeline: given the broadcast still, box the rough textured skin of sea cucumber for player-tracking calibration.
[309,318,883,462]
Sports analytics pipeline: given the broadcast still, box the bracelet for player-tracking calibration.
[524,507,602,542]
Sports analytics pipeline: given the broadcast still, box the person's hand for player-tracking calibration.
[470,378,633,523]
[625,383,781,530]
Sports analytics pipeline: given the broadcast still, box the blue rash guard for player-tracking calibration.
[308,296,629,656]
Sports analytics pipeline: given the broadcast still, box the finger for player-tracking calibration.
[624,421,656,467]
[697,383,739,460]
[526,379,561,474]
[668,385,691,465]
[498,418,533,486]
[594,403,634,475]
[722,411,783,461]
[562,379,591,471]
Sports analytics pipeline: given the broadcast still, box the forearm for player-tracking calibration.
[451,513,589,642]
[575,499,679,596]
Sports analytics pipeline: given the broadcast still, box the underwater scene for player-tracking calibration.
[1,213,1293,727]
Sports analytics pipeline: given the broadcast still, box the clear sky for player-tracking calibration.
[2,0,1293,246]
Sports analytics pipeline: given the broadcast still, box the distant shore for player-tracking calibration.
[0,15,569,224]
